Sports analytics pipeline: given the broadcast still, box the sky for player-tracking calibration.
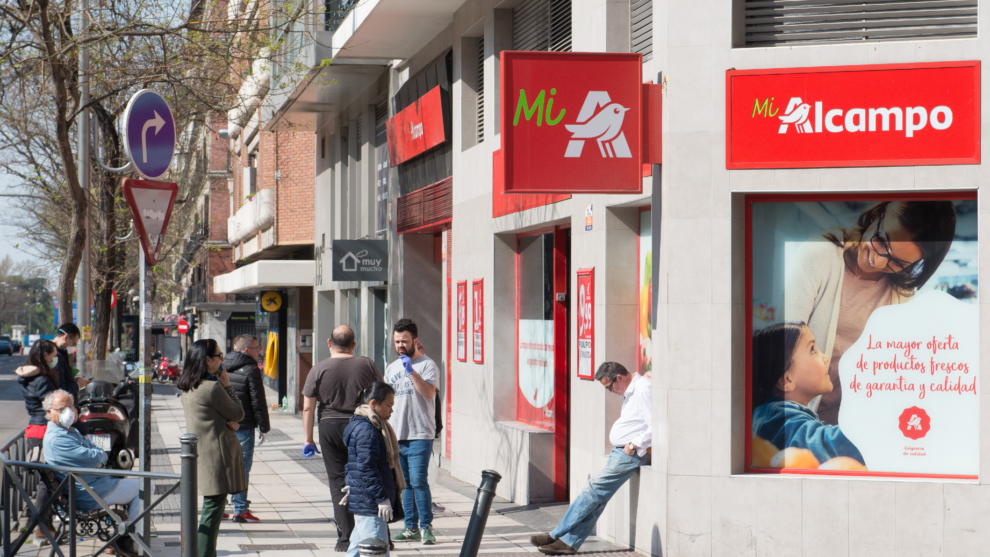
[0,174,35,266]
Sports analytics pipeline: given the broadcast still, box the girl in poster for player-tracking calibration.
[784,201,956,424]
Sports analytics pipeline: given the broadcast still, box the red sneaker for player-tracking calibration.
[232,511,261,523]
[222,513,229,519]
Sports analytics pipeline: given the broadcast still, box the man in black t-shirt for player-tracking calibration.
[53,323,89,403]
[301,325,383,552]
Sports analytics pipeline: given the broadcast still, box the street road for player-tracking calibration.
[0,354,28,445]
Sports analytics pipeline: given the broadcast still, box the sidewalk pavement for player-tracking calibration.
[23,383,639,556]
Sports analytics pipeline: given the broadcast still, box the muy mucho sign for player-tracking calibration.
[500,51,645,194]
[122,90,177,179]
[331,240,388,282]
[122,179,178,265]
[726,61,981,169]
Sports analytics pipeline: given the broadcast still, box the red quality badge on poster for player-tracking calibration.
[472,280,484,363]
[456,281,467,362]
[726,62,980,169]
[576,268,594,379]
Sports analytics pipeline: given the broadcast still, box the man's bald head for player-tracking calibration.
[330,325,356,353]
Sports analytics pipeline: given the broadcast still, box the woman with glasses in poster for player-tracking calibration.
[784,200,956,425]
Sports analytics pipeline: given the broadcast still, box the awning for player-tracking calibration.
[214,260,314,294]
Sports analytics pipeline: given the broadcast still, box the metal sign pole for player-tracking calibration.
[138,252,152,553]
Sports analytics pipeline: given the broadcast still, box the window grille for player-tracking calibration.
[741,0,978,47]
[477,35,485,144]
[513,0,549,51]
[631,0,652,61]
[549,0,572,52]
[375,100,388,128]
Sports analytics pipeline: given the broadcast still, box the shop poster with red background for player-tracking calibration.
[577,268,594,379]
[457,281,467,361]
[747,194,978,478]
[472,279,484,363]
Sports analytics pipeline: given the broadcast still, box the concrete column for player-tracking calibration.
[287,288,300,412]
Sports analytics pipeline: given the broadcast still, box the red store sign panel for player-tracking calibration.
[500,51,644,194]
[726,62,980,169]
[576,268,594,380]
[456,281,467,362]
[386,85,446,167]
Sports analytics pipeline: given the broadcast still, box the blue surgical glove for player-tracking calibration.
[302,444,320,458]
[400,355,413,375]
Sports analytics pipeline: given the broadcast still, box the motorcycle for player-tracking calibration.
[75,359,141,470]
[153,351,178,383]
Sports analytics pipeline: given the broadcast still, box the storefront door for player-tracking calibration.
[517,226,570,501]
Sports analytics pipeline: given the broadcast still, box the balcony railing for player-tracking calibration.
[396,177,452,234]
[227,188,276,245]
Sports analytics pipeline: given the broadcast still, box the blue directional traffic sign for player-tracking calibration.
[122,90,176,179]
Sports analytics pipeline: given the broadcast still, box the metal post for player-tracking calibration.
[138,254,152,554]
[356,539,387,556]
[2,463,10,556]
[68,474,76,557]
[458,470,502,557]
[179,435,198,557]
[77,0,91,373]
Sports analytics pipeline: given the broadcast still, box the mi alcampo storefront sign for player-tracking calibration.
[497,51,662,195]
[726,61,980,169]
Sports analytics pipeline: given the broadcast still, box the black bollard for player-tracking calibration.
[458,470,502,557]
[180,434,199,557]
[357,537,388,556]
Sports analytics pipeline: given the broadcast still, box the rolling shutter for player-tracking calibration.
[631,0,653,61]
[513,0,550,51]
[742,0,978,47]
[477,36,485,144]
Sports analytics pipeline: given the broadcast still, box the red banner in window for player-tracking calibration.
[472,279,484,364]
[386,85,446,166]
[576,268,594,380]
[726,61,980,169]
[456,281,467,361]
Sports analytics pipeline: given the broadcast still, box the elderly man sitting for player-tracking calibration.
[42,390,139,557]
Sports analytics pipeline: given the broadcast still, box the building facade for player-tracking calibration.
[270,0,988,555]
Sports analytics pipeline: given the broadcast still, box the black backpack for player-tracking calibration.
[434,389,443,439]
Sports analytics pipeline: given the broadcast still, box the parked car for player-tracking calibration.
[0,336,12,356]
[10,339,21,353]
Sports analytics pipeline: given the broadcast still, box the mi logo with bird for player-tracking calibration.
[513,88,632,159]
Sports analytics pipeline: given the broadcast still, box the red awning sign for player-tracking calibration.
[386,85,447,166]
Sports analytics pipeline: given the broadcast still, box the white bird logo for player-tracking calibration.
[778,97,813,134]
[564,91,633,158]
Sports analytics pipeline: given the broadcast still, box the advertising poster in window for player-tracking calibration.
[457,281,467,361]
[472,279,484,363]
[577,268,595,380]
[747,194,978,478]
[639,209,652,376]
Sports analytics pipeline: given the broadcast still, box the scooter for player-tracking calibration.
[153,352,178,383]
[75,361,140,470]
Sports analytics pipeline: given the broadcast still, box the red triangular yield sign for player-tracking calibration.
[122,178,178,265]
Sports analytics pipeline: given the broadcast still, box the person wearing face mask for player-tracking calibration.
[53,323,90,403]
[177,339,246,557]
[16,339,60,541]
[341,382,403,557]
[42,390,141,557]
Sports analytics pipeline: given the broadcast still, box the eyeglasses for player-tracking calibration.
[604,378,618,393]
[210,352,224,359]
[868,206,919,274]
[247,345,261,351]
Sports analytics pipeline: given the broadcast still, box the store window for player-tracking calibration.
[745,193,978,479]
[517,231,555,429]
[638,208,652,376]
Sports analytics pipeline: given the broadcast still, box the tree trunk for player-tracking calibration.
[91,106,121,360]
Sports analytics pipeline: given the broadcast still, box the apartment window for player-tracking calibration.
[631,0,652,61]
[738,0,977,47]
[375,99,388,129]
[476,35,485,144]
[512,0,572,52]
[321,136,326,160]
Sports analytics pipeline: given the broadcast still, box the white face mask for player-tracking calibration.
[57,407,76,428]
[49,357,58,369]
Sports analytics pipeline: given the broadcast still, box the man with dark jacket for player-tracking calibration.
[224,334,270,523]
[53,323,89,402]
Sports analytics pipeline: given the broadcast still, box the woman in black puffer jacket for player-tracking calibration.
[17,339,59,537]
[342,382,405,557]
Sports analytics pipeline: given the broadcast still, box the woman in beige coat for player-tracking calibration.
[177,339,246,557]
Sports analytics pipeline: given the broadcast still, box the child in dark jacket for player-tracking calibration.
[751,321,865,468]
[342,382,405,557]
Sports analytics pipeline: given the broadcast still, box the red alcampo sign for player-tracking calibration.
[726,61,980,169]
[499,51,658,195]
[386,85,446,167]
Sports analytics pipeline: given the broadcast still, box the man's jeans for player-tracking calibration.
[550,448,642,550]
[102,478,141,519]
[232,429,255,514]
[347,513,390,557]
[398,439,433,530]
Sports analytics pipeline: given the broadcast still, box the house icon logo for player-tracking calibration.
[340,249,368,272]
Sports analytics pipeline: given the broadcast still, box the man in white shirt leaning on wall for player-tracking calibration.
[530,361,652,555]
